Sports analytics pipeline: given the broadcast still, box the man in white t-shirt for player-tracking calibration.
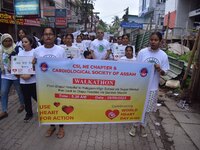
[89,29,111,60]
[33,27,65,139]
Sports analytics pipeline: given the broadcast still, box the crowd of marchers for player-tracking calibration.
[0,27,169,139]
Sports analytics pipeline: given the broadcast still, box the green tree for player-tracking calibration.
[109,16,121,34]
[96,19,108,32]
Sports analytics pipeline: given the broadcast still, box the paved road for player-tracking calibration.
[0,93,166,150]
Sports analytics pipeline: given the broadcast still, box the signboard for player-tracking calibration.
[55,17,66,26]
[36,58,153,124]
[0,12,41,26]
[43,7,55,17]
[120,22,143,29]
[11,56,35,74]
[14,0,40,17]
[55,9,66,17]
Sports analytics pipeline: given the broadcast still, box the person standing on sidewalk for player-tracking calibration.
[0,33,24,120]
[129,32,170,137]
[19,35,38,122]
[33,27,65,139]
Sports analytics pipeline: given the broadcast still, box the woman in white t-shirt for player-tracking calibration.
[74,35,86,58]
[120,46,136,61]
[129,32,170,138]
[60,34,81,59]
[18,35,37,122]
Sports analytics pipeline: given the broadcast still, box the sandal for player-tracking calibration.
[45,127,56,137]
[56,127,65,139]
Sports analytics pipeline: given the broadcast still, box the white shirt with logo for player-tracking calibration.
[137,47,170,90]
[90,39,110,60]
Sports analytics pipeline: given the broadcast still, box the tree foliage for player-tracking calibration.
[96,19,108,31]
[108,16,121,35]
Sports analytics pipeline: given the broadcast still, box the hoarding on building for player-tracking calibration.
[43,7,55,17]
[14,0,40,17]
[0,12,40,26]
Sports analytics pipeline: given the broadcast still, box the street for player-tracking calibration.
[0,88,199,150]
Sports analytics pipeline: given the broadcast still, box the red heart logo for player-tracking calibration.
[105,110,119,120]
[54,102,60,107]
[62,106,74,114]
[12,69,17,72]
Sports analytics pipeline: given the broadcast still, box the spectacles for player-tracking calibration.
[43,33,54,37]
[97,32,104,34]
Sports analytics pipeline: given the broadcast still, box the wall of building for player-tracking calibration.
[176,0,190,30]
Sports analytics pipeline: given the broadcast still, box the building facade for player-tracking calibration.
[138,0,166,30]
[164,0,200,39]
[0,0,90,40]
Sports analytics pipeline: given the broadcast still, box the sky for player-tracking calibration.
[93,0,140,24]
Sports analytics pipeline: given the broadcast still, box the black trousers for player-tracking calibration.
[20,83,37,116]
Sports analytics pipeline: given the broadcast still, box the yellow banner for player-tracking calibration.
[36,58,154,124]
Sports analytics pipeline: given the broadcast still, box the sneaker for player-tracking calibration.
[24,115,33,123]
[0,112,8,120]
[129,126,136,137]
[17,105,25,113]
[140,126,147,137]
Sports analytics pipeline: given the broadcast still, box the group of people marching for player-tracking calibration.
[0,27,169,139]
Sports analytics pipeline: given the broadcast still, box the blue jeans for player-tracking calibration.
[1,78,24,112]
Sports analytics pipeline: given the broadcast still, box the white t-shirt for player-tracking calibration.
[112,44,136,60]
[82,40,91,50]
[137,47,170,90]
[60,45,81,59]
[73,42,86,58]
[34,45,65,58]
[90,39,110,60]
[18,49,36,84]
[119,56,136,61]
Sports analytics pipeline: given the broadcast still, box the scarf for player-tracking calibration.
[0,33,16,73]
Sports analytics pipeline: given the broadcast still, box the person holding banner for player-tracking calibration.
[33,27,66,139]
[119,46,136,61]
[129,32,169,137]
[18,35,38,122]
[0,33,24,120]
[89,29,111,60]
